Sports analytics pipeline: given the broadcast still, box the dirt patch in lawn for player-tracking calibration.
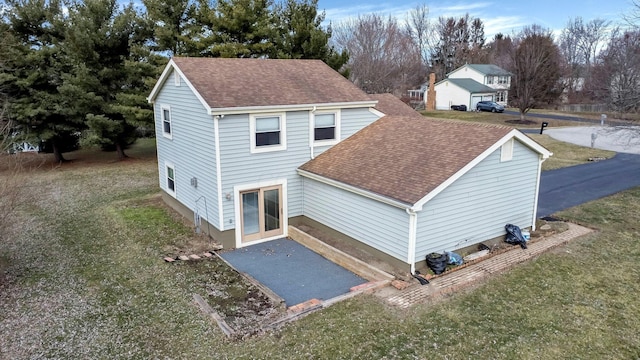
[176,259,285,339]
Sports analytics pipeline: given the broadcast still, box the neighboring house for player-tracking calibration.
[148,57,551,274]
[435,64,512,111]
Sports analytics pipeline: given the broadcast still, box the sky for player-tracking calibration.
[316,0,635,38]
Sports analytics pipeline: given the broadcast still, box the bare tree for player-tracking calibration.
[509,25,563,120]
[405,3,434,68]
[430,14,486,80]
[560,17,610,101]
[333,14,425,94]
[486,33,515,71]
[623,0,640,28]
[590,29,640,114]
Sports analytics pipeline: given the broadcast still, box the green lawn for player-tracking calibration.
[1,139,639,359]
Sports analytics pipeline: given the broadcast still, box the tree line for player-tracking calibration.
[1,1,639,162]
[0,0,346,162]
[332,3,640,117]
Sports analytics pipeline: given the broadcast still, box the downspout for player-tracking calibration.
[309,106,317,159]
[214,115,224,231]
[530,154,545,231]
[406,208,418,274]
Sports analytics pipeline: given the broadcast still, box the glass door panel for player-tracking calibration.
[241,191,260,241]
[240,186,283,243]
[263,188,280,233]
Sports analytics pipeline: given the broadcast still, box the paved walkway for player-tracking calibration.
[384,223,594,308]
[219,238,367,306]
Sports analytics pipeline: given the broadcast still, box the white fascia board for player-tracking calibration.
[209,101,378,116]
[368,107,385,118]
[297,169,412,210]
[514,130,553,159]
[412,129,551,211]
[147,59,212,112]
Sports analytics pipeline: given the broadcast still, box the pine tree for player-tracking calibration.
[0,0,82,163]
[65,0,158,160]
[272,0,348,73]
[208,0,275,57]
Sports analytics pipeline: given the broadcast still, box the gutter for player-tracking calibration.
[209,101,378,116]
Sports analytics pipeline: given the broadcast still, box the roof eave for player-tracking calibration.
[147,59,212,112]
[412,129,551,211]
[297,168,413,209]
[209,100,379,116]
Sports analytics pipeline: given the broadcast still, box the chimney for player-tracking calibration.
[426,73,436,110]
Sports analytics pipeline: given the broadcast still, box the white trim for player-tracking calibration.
[368,107,385,118]
[406,209,418,273]
[214,116,224,230]
[312,109,341,146]
[501,138,514,162]
[165,161,176,198]
[250,112,287,153]
[210,101,377,116]
[160,105,173,140]
[148,59,211,112]
[297,169,411,209]
[531,155,545,231]
[174,71,180,86]
[233,178,288,249]
[412,130,552,211]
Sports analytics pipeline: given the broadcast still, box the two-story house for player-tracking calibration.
[148,57,550,274]
[435,64,513,111]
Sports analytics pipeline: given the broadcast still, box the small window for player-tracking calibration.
[496,91,506,102]
[501,138,514,162]
[314,113,336,141]
[250,113,286,153]
[166,163,176,196]
[161,105,172,139]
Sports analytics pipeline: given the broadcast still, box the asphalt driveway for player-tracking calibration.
[538,152,640,218]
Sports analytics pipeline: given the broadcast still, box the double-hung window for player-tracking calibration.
[313,110,340,145]
[250,113,286,153]
[166,162,176,196]
[161,105,172,139]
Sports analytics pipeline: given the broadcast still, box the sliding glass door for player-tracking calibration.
[240,185,282,243]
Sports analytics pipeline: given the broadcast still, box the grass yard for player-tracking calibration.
[527,134,615,171]
[421,109,588,128]
[1,139,639,359]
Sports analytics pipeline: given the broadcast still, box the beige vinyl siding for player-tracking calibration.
[414,140,539,262]
[302,177,410,262]
[154,69,219,227]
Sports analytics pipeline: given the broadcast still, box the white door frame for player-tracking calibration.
[233,178,288,248]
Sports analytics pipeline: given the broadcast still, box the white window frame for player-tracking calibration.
[161,105,172,139]
[501,138,514,162]
[312,110,340,146]
[250,112,287,153]
[165,161,176,197]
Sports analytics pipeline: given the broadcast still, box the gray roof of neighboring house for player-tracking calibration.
[441,78,497,93]
[466,64,513,76]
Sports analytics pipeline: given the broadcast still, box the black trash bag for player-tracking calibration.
[426,252,448,274]
[505,224,527,249]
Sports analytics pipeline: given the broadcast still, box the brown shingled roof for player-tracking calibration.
[369,93,423,118]
[170,57,373,109]
[299,117,513,205]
